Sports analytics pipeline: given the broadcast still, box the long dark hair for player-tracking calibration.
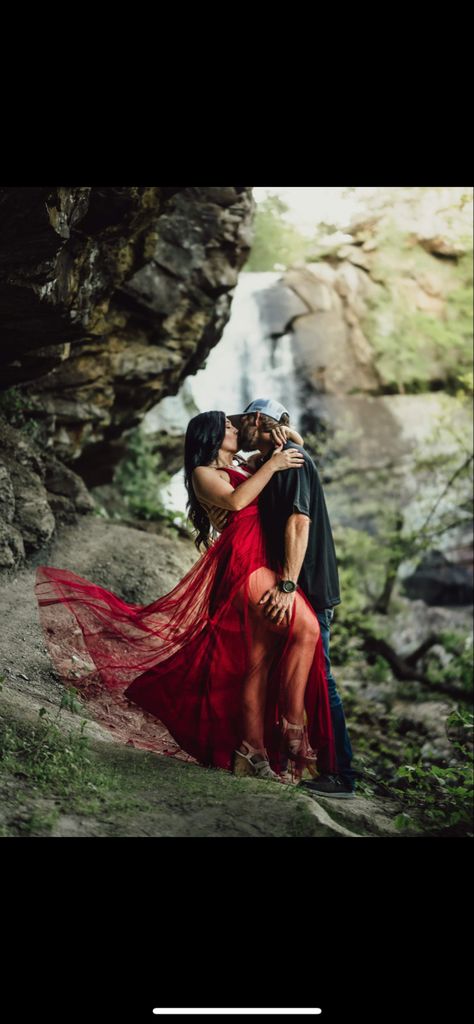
[184,410,229,552]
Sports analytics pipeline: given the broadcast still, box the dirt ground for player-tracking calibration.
[0,514,405,838]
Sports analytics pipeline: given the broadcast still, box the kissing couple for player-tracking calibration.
[35,397,355,797]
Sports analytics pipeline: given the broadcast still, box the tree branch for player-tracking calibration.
[359,629,467,700]
[419,454,473,534]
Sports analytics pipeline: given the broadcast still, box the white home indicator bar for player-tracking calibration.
[153,1012,322,1016]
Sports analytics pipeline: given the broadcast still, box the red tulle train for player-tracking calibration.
[34,467,336,775]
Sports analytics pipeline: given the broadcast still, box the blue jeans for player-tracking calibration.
[313,606,356,791]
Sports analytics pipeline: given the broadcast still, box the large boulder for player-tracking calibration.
[0,187,255,564]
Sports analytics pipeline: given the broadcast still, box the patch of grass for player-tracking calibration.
[98,749,317,835]
[0,677,321,837]
[0,682,144,833]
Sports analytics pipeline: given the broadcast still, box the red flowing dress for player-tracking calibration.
[34,465,336,774]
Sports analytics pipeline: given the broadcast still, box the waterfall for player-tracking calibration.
[144,272,303,515]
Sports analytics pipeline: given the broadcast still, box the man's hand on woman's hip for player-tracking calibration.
[208,505,229,532]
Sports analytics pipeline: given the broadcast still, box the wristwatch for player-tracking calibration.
[278,579,297,593]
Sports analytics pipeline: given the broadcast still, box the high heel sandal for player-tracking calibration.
[280,715,318,782]
[233,741,281,782]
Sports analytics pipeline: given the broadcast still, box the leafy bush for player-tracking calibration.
[113,427,192,536]
[392,712,473,836]
[245,195,310,271]
[0,385,43,441]
[361,220,473,394]
[424,630,474,697]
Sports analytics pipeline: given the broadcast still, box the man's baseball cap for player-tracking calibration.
[229,398,290,428]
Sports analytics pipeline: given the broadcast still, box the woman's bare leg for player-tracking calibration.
[279,596,320,724]
[242,568,320,737]
[239,612,275,750]
[235,568,282,752]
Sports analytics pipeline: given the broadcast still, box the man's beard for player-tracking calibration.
[239,426,258,450]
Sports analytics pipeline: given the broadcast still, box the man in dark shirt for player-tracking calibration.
[258,438,341,614]
[229,397,355,797]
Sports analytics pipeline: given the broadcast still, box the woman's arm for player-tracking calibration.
[286,426,304,445]
[239,427,304,471]
[192,448,304,513]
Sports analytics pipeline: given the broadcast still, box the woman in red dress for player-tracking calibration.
[34,411,336,782]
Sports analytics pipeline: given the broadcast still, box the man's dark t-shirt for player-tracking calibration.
[258,442,341,611]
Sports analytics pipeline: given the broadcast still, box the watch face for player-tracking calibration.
[282,580,296,592]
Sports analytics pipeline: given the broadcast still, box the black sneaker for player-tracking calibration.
[300,774,356,799]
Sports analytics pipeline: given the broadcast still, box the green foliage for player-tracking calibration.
[423,631,474,696]
[1,687,91,792]
[342,680,474,834]
[0,385,30,422]
[0,685,151,834]
[327,507,413,665]
[361,219,473,394]
[113,426,192,536]
[0,385,42,441]
[455,368,473,396]
[305,401,473,634]
[364,656,394,684]
[392,734,474,835]
[113,427,166,516]
[0,673,328,837]
[446,706,474,748]
[328,527,379,665]
[304,430,413,663]
[245,195,310,271]
[400,422,473,562]
[394,812,412,831]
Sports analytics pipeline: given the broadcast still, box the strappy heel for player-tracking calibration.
[232,741,281,782]
[281,715,318,781]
